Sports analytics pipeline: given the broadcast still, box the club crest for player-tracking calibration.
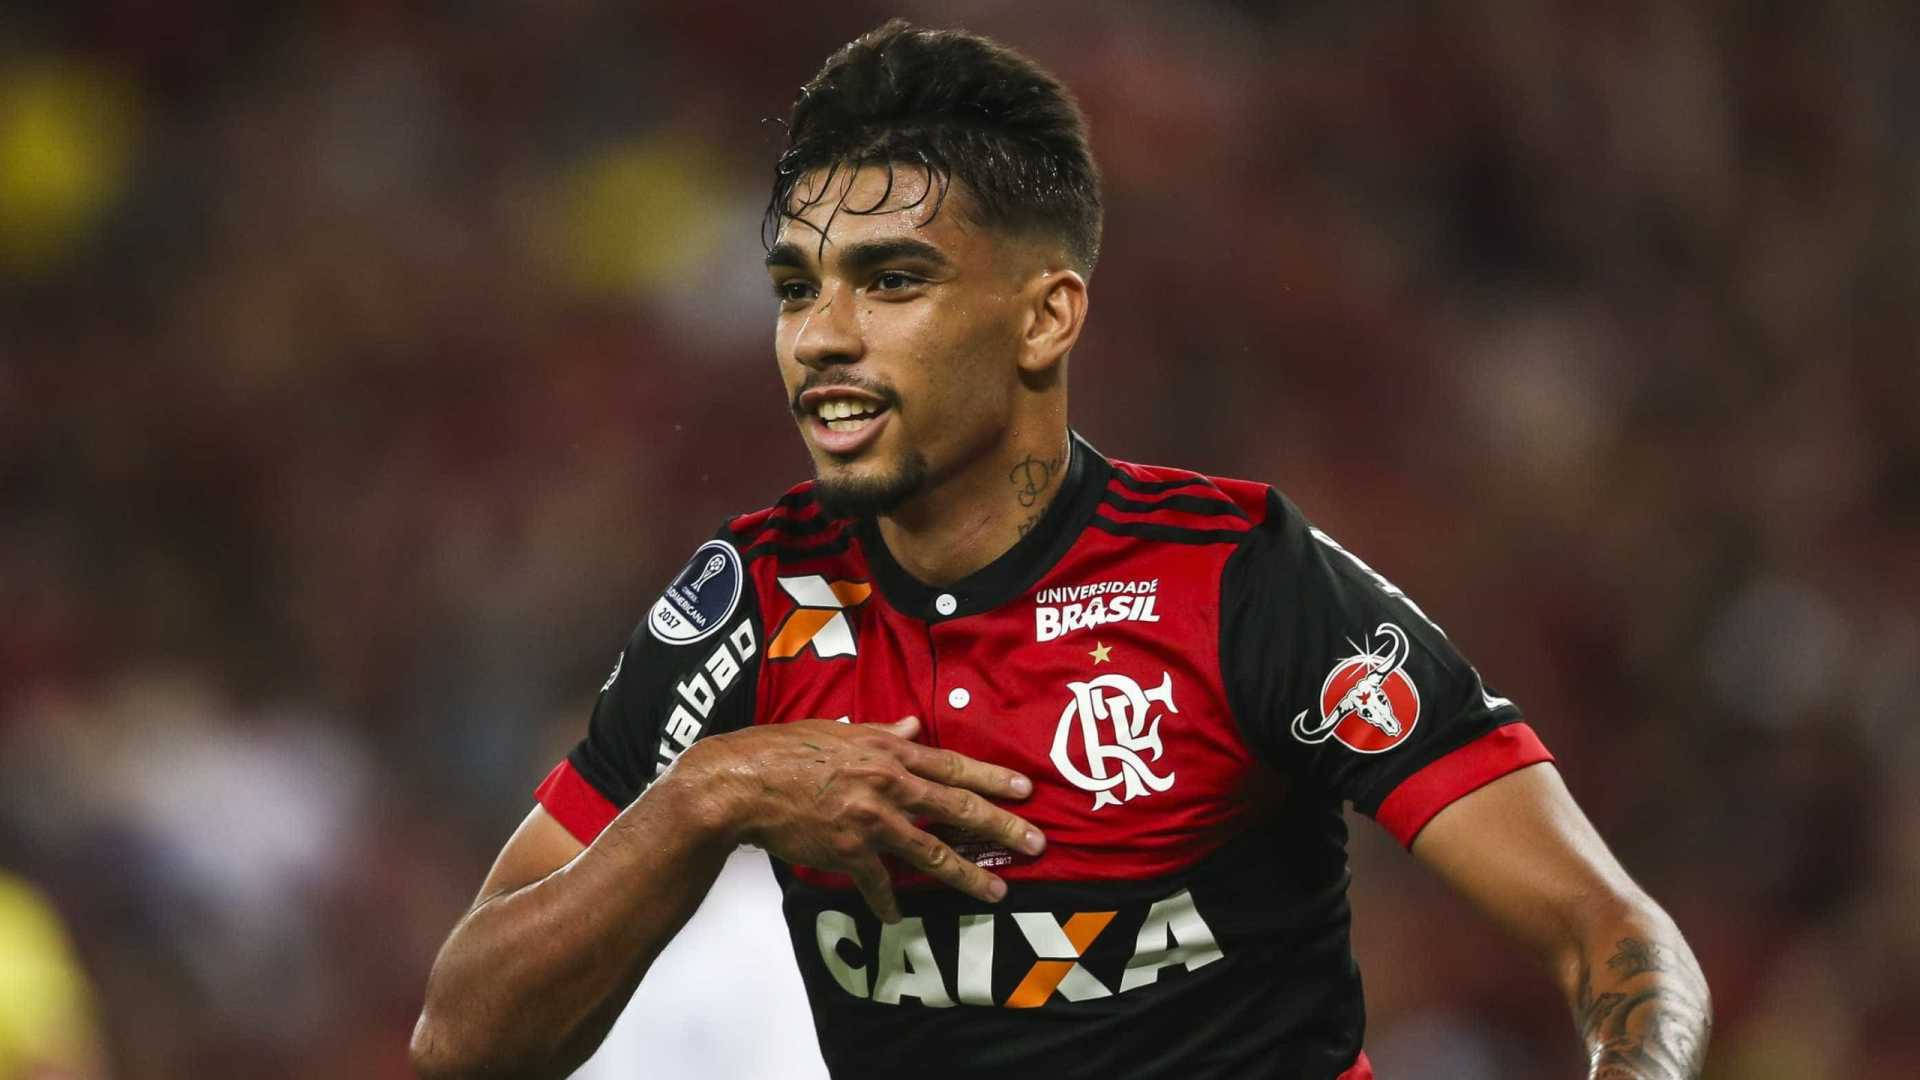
[1051,671,1178,810]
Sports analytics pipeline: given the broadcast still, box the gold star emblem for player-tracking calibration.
[1088,641,1112,664]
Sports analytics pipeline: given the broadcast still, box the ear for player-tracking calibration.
[1017,269,1089,375]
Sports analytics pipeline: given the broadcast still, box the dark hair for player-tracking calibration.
[765,20,1103,274]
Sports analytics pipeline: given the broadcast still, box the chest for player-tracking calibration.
[753,547,1259,883]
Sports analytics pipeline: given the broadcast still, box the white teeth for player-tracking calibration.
[816,398,879,421]
[825,417,867,432]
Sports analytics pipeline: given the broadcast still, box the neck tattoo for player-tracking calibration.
[1009,451,1065,509]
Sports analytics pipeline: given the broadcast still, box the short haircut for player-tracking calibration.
[765,19,1103,274]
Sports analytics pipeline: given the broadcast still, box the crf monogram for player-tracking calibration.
[1051,672,1178,810]
[814,889,1222,1009]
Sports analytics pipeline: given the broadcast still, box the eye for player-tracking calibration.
[871,270,919,292]
[774,280,816,305]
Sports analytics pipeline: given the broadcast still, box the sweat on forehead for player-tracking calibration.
[775,161,971,249]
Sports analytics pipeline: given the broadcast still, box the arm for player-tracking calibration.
[1410,762,1711,1080]
[408,774,725,1080]
[409,716,1043,1080]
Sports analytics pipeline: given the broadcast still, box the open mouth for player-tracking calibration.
[813,396,889,433]
[798,388,895,455]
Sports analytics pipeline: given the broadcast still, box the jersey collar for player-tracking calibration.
[857,431,1110,623]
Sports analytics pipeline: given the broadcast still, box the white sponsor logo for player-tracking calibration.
[653,618,756,775]
[815,888,1222,1009]
[1050,671,1177,811]
[1034,579,1160,642]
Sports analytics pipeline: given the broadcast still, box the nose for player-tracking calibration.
[791,281,864,370]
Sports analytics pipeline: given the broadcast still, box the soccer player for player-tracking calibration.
[411,21,1709,1080]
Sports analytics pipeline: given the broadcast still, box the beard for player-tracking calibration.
[812,449,931,518]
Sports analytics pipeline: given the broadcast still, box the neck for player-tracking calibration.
[876,425,1072,586]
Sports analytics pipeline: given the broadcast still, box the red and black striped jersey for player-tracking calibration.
[536,432,1550,1080]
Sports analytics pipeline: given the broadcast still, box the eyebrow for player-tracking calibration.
[764,237,955,276]
[764,241,810,271]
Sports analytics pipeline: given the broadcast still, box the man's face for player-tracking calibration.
[766,164,1032,517]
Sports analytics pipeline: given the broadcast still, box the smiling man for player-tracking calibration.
[411,21,1709,1080]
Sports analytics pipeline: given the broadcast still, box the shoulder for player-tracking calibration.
[722,479,857,563]
[1098,457,1278,543]
[1097,459,1339,598]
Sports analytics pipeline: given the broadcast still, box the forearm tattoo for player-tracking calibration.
[1574,938,1711,1080]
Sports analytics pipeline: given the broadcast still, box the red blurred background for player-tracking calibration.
[2,2,1916,1077]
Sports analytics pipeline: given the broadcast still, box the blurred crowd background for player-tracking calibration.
[2,1,1916,1077]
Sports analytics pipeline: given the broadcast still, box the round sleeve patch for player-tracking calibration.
[647,539,744,645]
[1289,622,1421,753]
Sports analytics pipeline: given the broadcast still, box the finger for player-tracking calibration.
[881,715,921,740]
[893,740,1033,801]
[898,778,1046,858]
[876,816,1007,904]
[847,856,902,924]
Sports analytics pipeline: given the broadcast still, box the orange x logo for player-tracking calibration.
[769,576,872,660]
[1005,911,1117,1008]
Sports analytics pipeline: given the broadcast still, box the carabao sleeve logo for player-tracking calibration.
[647,540,744,645]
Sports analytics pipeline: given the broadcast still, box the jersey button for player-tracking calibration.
[947,686,971,709]
[934,593,958,616]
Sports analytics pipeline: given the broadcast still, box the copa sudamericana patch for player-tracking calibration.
[647,539,744,646]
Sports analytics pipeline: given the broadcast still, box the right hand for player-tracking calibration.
[679,716,1044,922]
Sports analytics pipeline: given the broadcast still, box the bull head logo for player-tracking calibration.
[1291,622,1412,744]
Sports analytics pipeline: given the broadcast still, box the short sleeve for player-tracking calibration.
[1221,491,1551,847]
[535,526,763,845]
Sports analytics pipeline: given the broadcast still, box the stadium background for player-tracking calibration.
[2,2,1916,1077]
